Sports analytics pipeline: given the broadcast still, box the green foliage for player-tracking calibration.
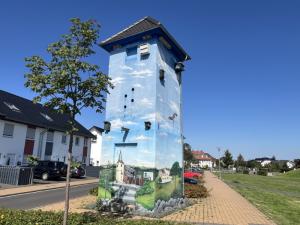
[183,143,195,169]
[235,153,245,168]
[71,160,81,169]
[136,181,155,196]
[89,187,98,196]
[24,17,112,127]
[246,160,261,169]
[221,150,234,168]
[294,159,300,168]
[170,161,181,176]
[0,209,190,225]
[257,169,267,176]
[27,155,39,166]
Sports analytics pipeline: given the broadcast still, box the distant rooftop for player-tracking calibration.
[101,16,191,61]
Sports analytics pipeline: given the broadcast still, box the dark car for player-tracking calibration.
[184,177,198,184]
[34,160,67,180]
[70,166,85,178]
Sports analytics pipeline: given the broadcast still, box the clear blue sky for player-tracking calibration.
[0,0,299,160]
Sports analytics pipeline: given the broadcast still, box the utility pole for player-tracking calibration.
[217,147,221,180]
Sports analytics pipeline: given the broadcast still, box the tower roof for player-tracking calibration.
[101,16,191,61]
[117,150,124,164]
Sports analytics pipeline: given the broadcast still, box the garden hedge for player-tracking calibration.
[0,209,190,225]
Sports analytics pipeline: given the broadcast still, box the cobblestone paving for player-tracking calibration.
[162,171,276,225]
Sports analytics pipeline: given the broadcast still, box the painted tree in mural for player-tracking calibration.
[24,18,112,225]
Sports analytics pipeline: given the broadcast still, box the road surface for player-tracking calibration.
[0,183,97,209]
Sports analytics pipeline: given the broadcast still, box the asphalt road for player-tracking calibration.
[0,183,98,209]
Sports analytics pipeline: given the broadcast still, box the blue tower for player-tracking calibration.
[99,17,190,211]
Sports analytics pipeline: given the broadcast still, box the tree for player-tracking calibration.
[170,161,181,176]
[235,153,245,169]
[294,159,300,168]
[183,143,194,161]
[221,149,234,168]
[183,143,194,169]
[24,18,112,225]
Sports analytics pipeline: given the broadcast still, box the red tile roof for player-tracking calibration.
[192,150,216,161]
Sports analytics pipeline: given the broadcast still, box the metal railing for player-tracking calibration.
[0,166,33,185]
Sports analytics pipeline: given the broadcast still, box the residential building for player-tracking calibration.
[192,150,216,168]
[255,157,274,167]
[0,90,94,166]
[89,126,103,166]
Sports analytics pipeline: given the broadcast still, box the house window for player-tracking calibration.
[84,137,88,147]
[75,137,80,146]
[3,123,14,137]
[26,127,35,140]
[46,131,54,142]
[61,134,67,144]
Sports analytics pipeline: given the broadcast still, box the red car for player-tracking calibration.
[184,171,202,179]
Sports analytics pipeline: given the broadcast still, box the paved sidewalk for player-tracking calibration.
[0,178,98,197]
[162,171,276,225]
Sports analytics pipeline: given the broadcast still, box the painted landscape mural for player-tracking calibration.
[99,17,189,212]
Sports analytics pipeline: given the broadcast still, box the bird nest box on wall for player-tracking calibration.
[99,16,190,215]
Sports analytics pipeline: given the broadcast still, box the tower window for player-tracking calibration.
[131,88,135,92]
[126,46,137,62]
[131,99,134,103]
[124,105,127,109]
[124,94,127,98]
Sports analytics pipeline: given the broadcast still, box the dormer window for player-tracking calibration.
[4,102,20,112]
[40,113,53,122]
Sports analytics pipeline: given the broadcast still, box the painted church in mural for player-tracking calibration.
[99,17,190,210]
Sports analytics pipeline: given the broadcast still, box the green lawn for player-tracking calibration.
[136,176,182,210]
[136,181,156,210]
[220,169,300,225]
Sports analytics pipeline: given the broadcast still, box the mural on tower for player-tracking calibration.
[98,17,190,211]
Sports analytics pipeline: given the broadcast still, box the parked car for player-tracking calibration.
[184,177,198,184]
[184,170,202,179]
[33,160,67,180]
[190,167,204,174]
[70,166,86,178]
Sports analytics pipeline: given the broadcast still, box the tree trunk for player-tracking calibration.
[63,129,74,225]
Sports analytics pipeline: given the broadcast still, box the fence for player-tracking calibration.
[0,166,33,185]
[85,166,101,178]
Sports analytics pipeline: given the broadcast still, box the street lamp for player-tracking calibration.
[217,147,221,180]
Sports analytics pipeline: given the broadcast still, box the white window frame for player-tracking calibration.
[3,123,14,138]
[75,136,80,146]
[26,127,36,140]
[61,134,67,144]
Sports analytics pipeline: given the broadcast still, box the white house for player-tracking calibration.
[0,90,94,166]
[191,150,216,169]
[89,126,103,166]
[287,160,295,169]
[158,168,172,183]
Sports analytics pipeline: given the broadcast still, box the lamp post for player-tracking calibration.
[217,147,221,180]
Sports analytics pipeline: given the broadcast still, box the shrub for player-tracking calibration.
[136,181,154,196]
[184,183,209,198]
[0,209,190,225]
[257,170,267,176]
[89,187,98,196]
[242,170,249,174]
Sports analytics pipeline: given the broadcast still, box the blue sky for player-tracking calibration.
[0,0,299,160]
